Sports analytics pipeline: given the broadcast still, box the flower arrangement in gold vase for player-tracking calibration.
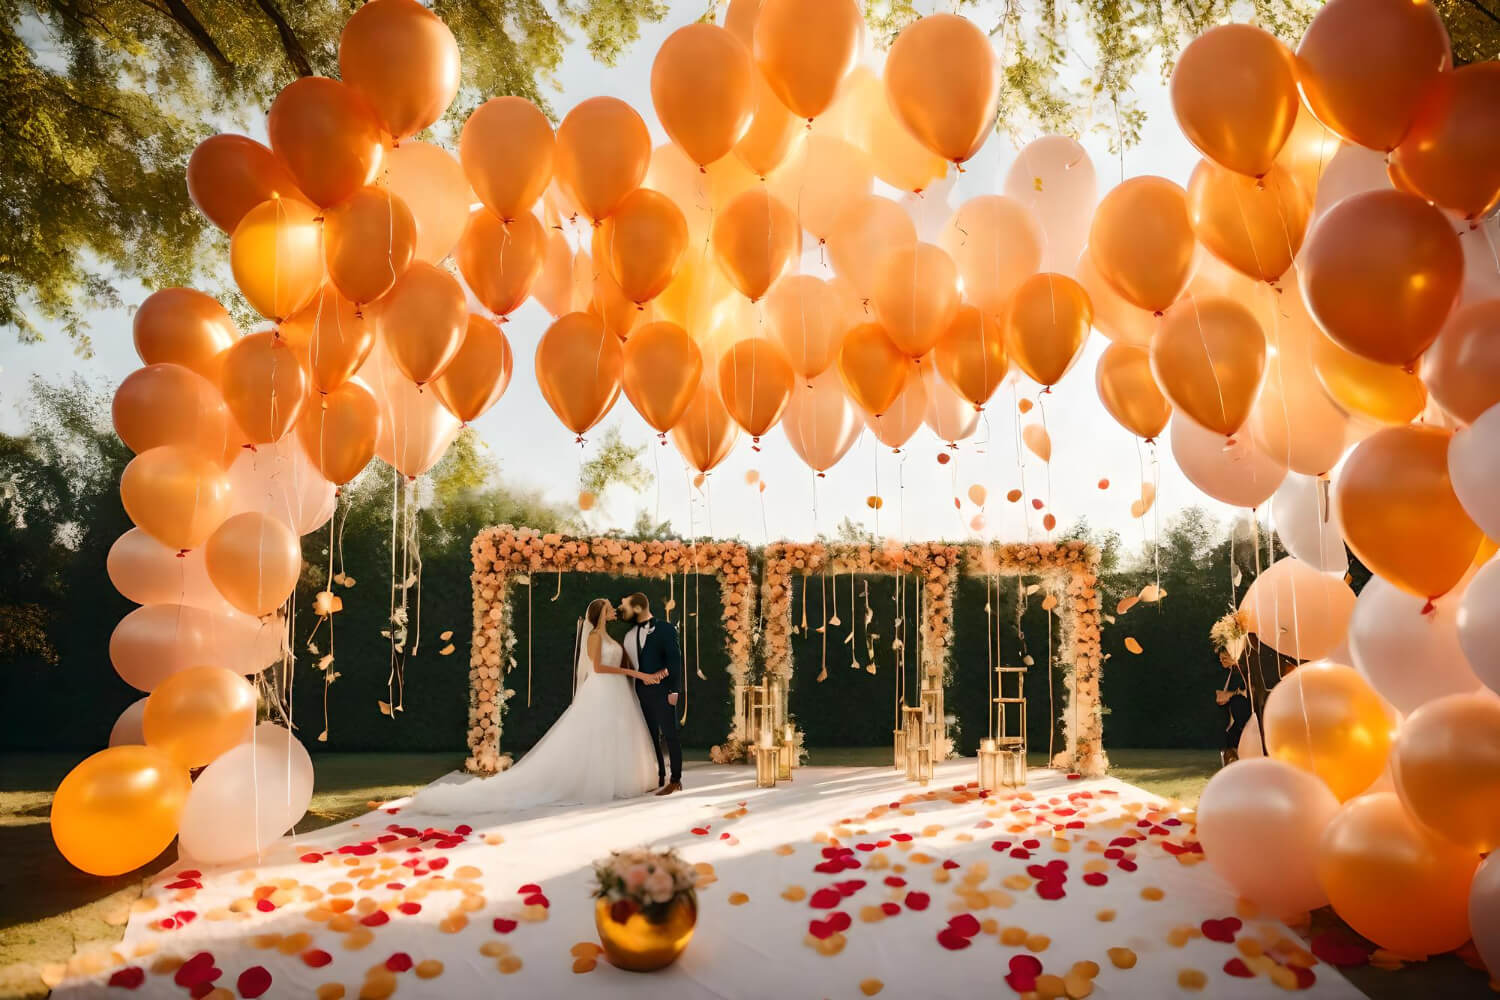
[591,847,699,972]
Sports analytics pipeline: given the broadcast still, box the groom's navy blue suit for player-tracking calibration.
[630,617,683,786]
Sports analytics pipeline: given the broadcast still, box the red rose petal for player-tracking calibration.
[1201,917,1242,943]
[881,902,902,916]
[174,953,219,989]
[904,891,930,911]
[254,899,275,913]
[301,950,333,969]
[809,888,843,909]
[1036,880,1066,901]
[883,876,907,888]
[937,928,973,950]
[385,953,413,973]
[523,893,550,908]
[299,853,323,864]
[1083,872,1108,887]
[941,860,960,870]
[493,918,517,934]
[1224,958,1254,978]
[827,911,851,932]
[108,967,145,989]
[398,902,421,915]
[1310,930,1371,967]
[427,857,449,871]
[1292,965,1317,989]
[1005,954,1043,992]
[360,910,390,927]
[236,966,272,998]
[947,913,981,938]
[808,918,835,940]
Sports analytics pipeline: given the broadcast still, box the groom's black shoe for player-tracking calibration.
[655,781,681,796]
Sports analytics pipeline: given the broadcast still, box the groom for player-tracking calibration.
[619,592,683,796]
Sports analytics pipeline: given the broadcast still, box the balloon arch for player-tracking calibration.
[54,0,1500,965]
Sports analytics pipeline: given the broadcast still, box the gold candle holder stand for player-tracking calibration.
[752,742,779,788]
[977,737,1001,792]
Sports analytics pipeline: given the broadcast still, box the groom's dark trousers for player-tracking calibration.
[632,620,683,785]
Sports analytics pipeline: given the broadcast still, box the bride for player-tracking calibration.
[410,598,662,813]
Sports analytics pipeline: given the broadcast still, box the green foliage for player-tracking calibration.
[579,425,654,497]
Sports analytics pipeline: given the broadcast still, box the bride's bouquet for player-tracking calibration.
[592,846,698,923]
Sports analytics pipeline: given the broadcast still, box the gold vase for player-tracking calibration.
[594,895,697,972]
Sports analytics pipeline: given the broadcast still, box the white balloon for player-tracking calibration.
[227,438,336,536]
[1171,415,1287,509]
[362,339,462,479]
[901,172,956,243]
[178,722,314,865]
[1270,473,1348,573]
[1471,854,1500,981]
[1459,217,1500,305]
[1240,556,1356,661]
[1002,135,1097,275]
[1349,574,1480,714]
[1238,714,1264,758]
[1458,557,1500,697]
[108,697,148,747]
[1449,402,1500,540]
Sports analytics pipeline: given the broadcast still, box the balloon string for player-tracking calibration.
[1183,292,1234,438]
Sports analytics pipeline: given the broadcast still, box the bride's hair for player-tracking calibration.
[584,598,609,629]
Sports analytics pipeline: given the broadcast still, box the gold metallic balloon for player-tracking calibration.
[1394,693,1500,854]
[50,745,191,876]
[1170,24,1298,178]
[883,13,999,164]
[717,338,794,440]
[1150,297,1266,436]
[621,321,702,434]
[1095,343,1170,440]
[1262,660,1394,802]
[1004,273,1092,388]
[535,312,623,437]
[1088,177,1196,314]
[143,665,257,770]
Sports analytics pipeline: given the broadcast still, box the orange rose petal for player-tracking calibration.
[1177,969,1207,991]
[1108,947,1137,969]
[860,979,884,996]
[316,986,345,1000]
[414,959,443,979]
[1096,908,1116,922]
[1140,886,1164,900]
[572,957,597,973]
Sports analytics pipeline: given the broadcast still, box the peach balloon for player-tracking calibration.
[671,380,740,473]
[838,323,909,416]
[377,261,468,385]
[1263,660,1393,801]
[772,135,873,243]
[338,0,459,140]
[1337,425,1482,599]
[1075,248,1155,349]
[107,528,230,612]
[827,195,917,304]
[1275,100,1342,198]
[717,338,795,440]
[50,746,189,876]
[933,305,1007,411]
[322,186,416,305]
[1002,136,1097,275]
[602,189,688,304]
[555,97,651,223]
[121,445,231,552]
[1151,297,1266,436]
[1296,0,1451,152]
[133,288,238,379]
[1319,793,1478,955]
[279,285,374,395]
[1088,176,1196,314]
[872,242,960,358]
[362,342,461,479]
[230,198,324,321]
[884,13,999,164]
[535,312,623,437]
[734,69,806,178]
[456,209,545,318]
[1302,190,1463,367]
[651,24,753,167]
[940,196,1044,319]
[851,69,948,193]
[1241,557,1357,661]
[922,363,980,444]
[651,247,732,332]
[753,0,861,120]
[1022,423,1052,463]
[1171,414,1286,508]
[113,363,234,463]
[1188,160,1308,282]
[588,262,648,343]
[266,76,384,209]
[1004,273,1092,388]
[783,369,861,473]
[1392,692,1500,853]
[204,512,301,618]
[431,315,513,424]
[143,666,256,770]
[378,141,471,263]
[1311,326,1428,425]
[764,275,850,379]
[219,331,308,444]
[865,366,928,450]
[621,321,702,434]
[1170,24,1298,178]
[298,379,381,485]
[1424,300,1500,425]
[186,134,306,234]
[1096,343,1170,440]
[109,698,148,747]
[1389,64,1500,221]
[1250,341,1350,477]
[533,230,582,319]
[110,603,282,691]
[712,188,799,302]
[226,438,336,536]
[460,97,554,222]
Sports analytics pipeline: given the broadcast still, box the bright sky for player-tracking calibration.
[0,0,1243,549]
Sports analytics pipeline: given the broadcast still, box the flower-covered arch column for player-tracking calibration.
[467,527,755,774]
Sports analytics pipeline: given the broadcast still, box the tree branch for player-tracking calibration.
[250,0,314,77]
[141,0,234,72]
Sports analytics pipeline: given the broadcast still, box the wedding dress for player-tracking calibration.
[410,621,658,813]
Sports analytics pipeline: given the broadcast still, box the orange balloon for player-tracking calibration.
[535,312,623,436]
[1249,302,1351,476]
[771,134,873,243]
[121,445,232,551]
[113,363,234,462]
[852,70,948,194]
[827,195,916,304]
[1096,343,1170,440]
[1424,300,1500,425]
[1336,425,1482,598]
[1089,176,1196,314]
[711,188,799,302]
[838,323,909,416]
[230,198,324,321]
[533,230,583,319]
[1296,0,1451,152]
[143,666,256,770]
[717,338,795,440]
[864,364,928,450]
[460,97,554,222]
[378,141,471,263]
[1275,100,1342,198]
[621,321,703,433]
[671,380,740,473]
[588,262,650,343]
[652,24,754,167]
[1318,793,1478,955]
[652,248,734,332]
[1188,160,1309,282]
[934,305,1007,410]
[1389,64,1500,220]
[279,285,375,395]
[753,0,861,120]
[1076,248,1155,349]
[1151,297,1266,436]
[133,288,238,380]
[1311,327,1428,425]
[1302,190,1463,367]
[782,368,861,473]
[455,209,545,318]
[872,242,960,359]
[1004,273,1093,388]
[338,0,459,140]
[219,331,308,443]
[323,186,416,305]
[204,511,301,617]
[431,315,514,423]
[377,262,468,385]
[734,70,806,178]
[939,196,1044,320]
[297,379,381,485]
[884,13,999,164]
[1263,660,1393,801]
[266,77,384,208]
[1394,693,1500,854]
[765,275,852,379]
[601,189,688,305]
[555,97,651,223]
[724,0,760,46]
[50,745,190,876]
[186,134,306,234]
[1170,24,1298,178]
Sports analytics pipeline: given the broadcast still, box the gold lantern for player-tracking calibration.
[906,743,933,785]
[999,741,1027,788]
[977,737,1001,792]
[753,730,778,788]
[892,727,908,770]
[778,724,795,780]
